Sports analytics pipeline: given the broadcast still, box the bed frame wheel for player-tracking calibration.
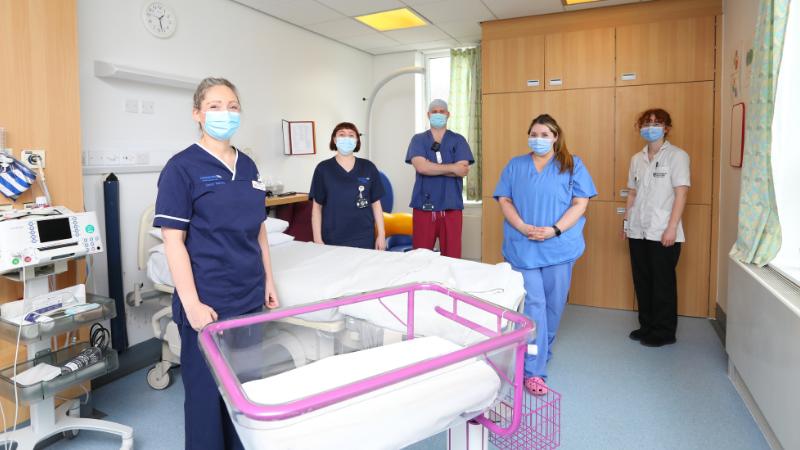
[147,364,172,390]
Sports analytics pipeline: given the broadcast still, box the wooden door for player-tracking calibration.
[614,82,714,205]
[570,201,634,310]
[544,28,615,91]
[616,16,716,86]
[483,36,545,94]
[543,89,615,201]
[481,92,545,195]
[482,195,504,264]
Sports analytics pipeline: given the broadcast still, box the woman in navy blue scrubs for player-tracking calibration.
[154,78,279,450]
[310,122,387,250]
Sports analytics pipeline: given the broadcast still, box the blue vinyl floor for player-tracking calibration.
[43,304,767,449]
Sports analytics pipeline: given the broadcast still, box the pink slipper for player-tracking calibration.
[525,377,548,396]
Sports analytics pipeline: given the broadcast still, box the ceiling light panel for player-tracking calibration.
[355,8,428,31]
[564,0,605,5]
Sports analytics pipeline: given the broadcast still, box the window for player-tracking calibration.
[770,1,800,286]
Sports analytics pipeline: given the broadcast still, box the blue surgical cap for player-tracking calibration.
[428,99,448,112]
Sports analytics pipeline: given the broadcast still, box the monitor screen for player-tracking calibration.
[37,218,72,243]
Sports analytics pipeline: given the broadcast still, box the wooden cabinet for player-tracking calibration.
[616,16,716,86]
[544,28,615,91]
[569,201,635,310]
[482,196,504,264]
[481,92,544,195]
[676,204,711,317]
[483,36,545,94]
[543,89,615,201]
[614,82,714,205]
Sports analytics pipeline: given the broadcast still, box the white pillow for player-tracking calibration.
[148,228,163,240]
[148,243,165,254]
[265,217,289,234]
[268,232,294,247]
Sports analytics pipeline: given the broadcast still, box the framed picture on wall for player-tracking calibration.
[731,103,745,167]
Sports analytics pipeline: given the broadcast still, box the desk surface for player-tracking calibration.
[265,193,309,207]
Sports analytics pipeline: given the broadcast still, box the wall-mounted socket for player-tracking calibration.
[0,204,13,212]
[88,151,105,166]
[124,99,138,113]
[82,152,88,166]
[23,202,35,210]
[21,150,45,169]
[105,151,121,165]
[121,150,136,165]
[135,150,149,165]
[141,101,154,114]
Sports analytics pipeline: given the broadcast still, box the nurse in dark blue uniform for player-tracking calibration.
[309,122,387,250]
[154,78,279,450]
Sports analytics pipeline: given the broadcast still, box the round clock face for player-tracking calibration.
[142,2,176,38]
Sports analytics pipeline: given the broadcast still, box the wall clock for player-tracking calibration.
[142,2,176,38]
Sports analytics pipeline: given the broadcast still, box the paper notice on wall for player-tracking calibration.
[289,122,315,155]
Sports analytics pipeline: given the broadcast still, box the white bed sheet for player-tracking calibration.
[237,336,500,450]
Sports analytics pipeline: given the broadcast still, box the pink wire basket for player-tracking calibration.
[488,379,562,450]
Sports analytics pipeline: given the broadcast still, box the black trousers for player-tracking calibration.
[628,238,681,339]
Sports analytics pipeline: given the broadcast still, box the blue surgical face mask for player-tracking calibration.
[640,126,664,142]
[528,138,552,155]
[201,110,240,141]
[336,137,357,155]
[430,113,447,129]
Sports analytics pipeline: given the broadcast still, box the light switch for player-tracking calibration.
[141,101,154,114]
[136,151,149,165]
[88,151,105,166]
[124,99,138,113]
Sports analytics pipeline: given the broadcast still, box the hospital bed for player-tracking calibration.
[127,204,527,390]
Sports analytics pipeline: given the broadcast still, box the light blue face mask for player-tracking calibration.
[640,126,664,142]
[430,113,447,129]
[201,110,241,141]
[336,137,357,155]
[528,138,552,156]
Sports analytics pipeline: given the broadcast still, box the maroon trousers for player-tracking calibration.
[412,208,463,259]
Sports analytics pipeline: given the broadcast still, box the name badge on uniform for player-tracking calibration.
[356,186,369,209]
[252,180,266,191]
[422,194,434,212]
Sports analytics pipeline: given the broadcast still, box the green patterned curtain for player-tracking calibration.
[448,46,482,201]
[730,0,791,266]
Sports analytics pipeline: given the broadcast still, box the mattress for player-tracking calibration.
[236,336,501,450]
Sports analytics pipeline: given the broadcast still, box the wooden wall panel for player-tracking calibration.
[544,28,615,90]
[709,15,722,318]
[543,89,615,201]
[483,36,545,94]
[482,92,544,194]
[616,16,716,86]
[0,0,85,428]
[614,82,714,205]
[570,201,634,310]
[482,0,722,41]
[481,196,504,264]
[677,205,712,317]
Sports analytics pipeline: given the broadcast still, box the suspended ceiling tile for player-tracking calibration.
[304,18,376,39]
[456,34,481,46]
[410,38,461,50]
[564,0,640,12]
[400,0,448,6]
[482,0,564,20]
[339,32,402,50]
[316,0,407,17]
[412,0,496,23]
[383,24,450,44]
[260,0,345,26]
[435,19,482,38]
[367,45,416,55]
[232,0,297,10]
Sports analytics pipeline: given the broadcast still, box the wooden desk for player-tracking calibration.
[265,193,308,208]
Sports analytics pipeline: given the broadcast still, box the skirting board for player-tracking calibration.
[729,359,783,450]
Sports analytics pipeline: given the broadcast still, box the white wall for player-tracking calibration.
[717,0,760,312]
[79,0,373,345]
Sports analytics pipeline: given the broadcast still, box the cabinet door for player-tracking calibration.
[482,196,504,264]
[676,204,711,317]
[544,28,615,91]
[482,92,545,195]
[617,17,716,86]
[569,201,634,310]
[614,82,714,205]
[543,88,615,201]
[483,36,545,94]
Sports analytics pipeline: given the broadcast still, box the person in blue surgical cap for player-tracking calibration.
[494,114,597,396]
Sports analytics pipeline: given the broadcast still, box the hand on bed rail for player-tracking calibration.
[265,280,280,309]
[186,301,219,331]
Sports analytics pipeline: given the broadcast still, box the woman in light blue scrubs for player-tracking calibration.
[494,114,597,395]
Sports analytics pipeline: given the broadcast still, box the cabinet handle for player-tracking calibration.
[527,80,540,87]
[549,78,562,85]
[621,73,636,81]
[620,190,629,197]
[617,208,626,215]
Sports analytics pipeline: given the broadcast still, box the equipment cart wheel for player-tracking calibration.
[147,365,172,390]
[63,429,79,439]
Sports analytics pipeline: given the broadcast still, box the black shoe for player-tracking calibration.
[629,329,651,341]
[640,335,677,347]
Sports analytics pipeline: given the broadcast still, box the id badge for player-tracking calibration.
[623,219,628,233]
[422,201,434,212]
[435,152,442,164]
[356,186,369,209]
[252,181,266,191]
